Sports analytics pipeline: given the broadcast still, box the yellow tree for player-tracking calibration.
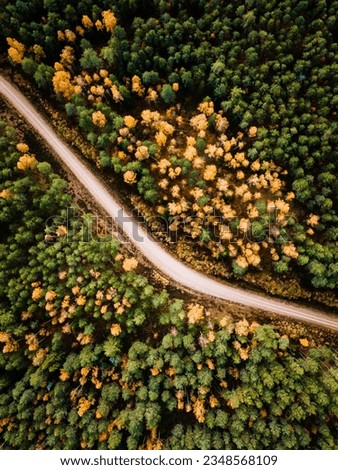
[60,46,75,69]
[92,110,106,127]
[102,10,117,32]
[16,143,29,153]
[17,154,38,171]
[123,170,137,185]
[52,70,75,100]
[82,15,93,29]
[7,38,25,63]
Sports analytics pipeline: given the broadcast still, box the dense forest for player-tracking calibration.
[0,0,337,451]
[1,0,337,292]
[0,119,337,449]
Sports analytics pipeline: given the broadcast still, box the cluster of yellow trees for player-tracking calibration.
[115,100,308,272]
[6,7,323,280]
[7,8,310,276]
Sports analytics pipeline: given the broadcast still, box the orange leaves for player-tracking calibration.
[80,367,90,386]
[132,75,145,96]
[184,145,198,161]
[77,333,93,345]
[122,257,138,272]
[158,120,175,136]
[197,100,214,116]
[100,305,108,314]
[209,395,219,408]
[7,37,25,63]
[141,109,161,125]
[56,225,68,237]
[235,319,250,337]
[142,428,163,450]
[168,166,182,180]
[307,214,320,227]
[98,418,122,442]
[76,295,86,306]
[0,332,19,353]
[248,126,258,138]
[187,303,204,324]
[176,390,185,410]
[205,144,220,159]
[16,142,29,153]
[166,367,176,377]
[157,158,171,175]
[215,113,229,133]
[135,145,149,161]
[92,110,106,128]
[76,367,103,389]
[64,29,76,42]
[111,84,123,102]
[205,358,215,370]
[90,84,105,98]
[82,15,93,29]
[207,330,215,343]
[32,287,43,301]
[60,45,75,68]
[52,70,75,100]
[0,417,13,434]
[124,115,136,128]
[25,333,39,352]
[155,131,167,147]
[0,189,11,199]
[203,164,217,181]
[282,242,299,259]
[45,290,57,302]
[226,398,238,410]
[99,69,109,79]
[60,369,70,382]
[32,348,47,366]
[190,113,208,134]
[102,10,117,32]
[77,397,94,417]
[251,159,261,172]
[17,154,37,171]
[235,255,249,271]
[110,324,122,337]
[146,87,159,102]
[260,408,268,418]
[193,398,206,423]
[71,285,80,296]
[21,310,32,321]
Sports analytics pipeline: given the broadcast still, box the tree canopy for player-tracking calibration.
[0,119,337,449]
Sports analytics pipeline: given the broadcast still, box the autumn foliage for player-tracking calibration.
[0,110,337,451]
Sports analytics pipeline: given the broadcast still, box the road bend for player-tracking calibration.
[0,75,337,331]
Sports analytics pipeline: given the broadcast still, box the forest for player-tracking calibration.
[0,119,337,449]
[1,0,337,292]
[0,0,337,450]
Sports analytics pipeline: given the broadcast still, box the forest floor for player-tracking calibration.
[1,67,337,345]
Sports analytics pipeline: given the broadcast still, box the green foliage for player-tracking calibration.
[80,48,103,71]
[2,0,337,289]
[160,84,175,105]
[0,121,336,449]
[0,3,338,448]
[33,63,54,89]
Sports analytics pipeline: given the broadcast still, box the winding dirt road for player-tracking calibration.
[0,75,337,331]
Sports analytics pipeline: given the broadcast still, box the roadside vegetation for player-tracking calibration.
[1,0,337,294]
[0,0,337,450]
[0,119,337,449]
